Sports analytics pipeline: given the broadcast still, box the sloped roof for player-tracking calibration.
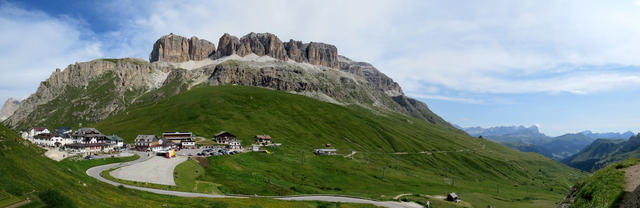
[135,135,157,141]
[72,128,105,137]
[255,135,271,139]
[214,131,236,137]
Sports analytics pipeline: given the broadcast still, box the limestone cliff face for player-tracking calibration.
[4,59,171,129]
[207,33,339,69]
[149,34,216,62]
[0,98,20,121]
[236,33,288,61]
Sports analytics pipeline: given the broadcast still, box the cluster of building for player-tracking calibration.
[134,132,196,152]
[22,127,124,155]
[22,126,282,156]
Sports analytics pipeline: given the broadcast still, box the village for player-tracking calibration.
[20,127,340,160]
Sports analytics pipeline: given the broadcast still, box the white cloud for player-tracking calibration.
[409,93,482,104]
[635,0,640,7]
[0,2,103,103]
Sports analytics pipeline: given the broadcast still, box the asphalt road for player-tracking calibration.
[86,152,421,208]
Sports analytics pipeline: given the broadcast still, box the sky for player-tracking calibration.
[1,0,640,136]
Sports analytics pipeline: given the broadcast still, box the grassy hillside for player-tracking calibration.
[0,124,374,208]
[559,158,638,208]
[95,85,585,207]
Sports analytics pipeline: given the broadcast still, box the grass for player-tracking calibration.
[569,158,639,208]
[93,85,586,207]
[0,190,21,207]
[0,124,377,208]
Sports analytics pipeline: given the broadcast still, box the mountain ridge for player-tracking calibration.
[459,125,634,161]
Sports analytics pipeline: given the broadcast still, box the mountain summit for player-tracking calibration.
[4,32,452,130]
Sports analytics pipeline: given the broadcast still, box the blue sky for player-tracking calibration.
[1,0,640,136]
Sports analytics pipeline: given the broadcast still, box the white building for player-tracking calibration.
[226,140,243,150]
[27,127,50,140]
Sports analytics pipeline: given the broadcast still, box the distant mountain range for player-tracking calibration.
[563,133,640,171]
[459,125,634,161]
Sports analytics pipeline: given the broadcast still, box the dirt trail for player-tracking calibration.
[621,164,640,208]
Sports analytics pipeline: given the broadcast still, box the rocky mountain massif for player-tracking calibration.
[3,32,452,130]
[461,125,633,161]
[0,98,20,121]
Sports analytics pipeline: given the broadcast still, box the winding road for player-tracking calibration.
[86,152,422,208]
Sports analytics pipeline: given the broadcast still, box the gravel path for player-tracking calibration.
[86,152,422,208]
[110,155,186,186]
[621,164,640,208]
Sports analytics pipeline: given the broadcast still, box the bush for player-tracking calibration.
[38,190,76,208]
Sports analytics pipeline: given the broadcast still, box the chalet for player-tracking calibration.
[214,131,236,144]
[163,132,193,145]
[33,133,65,147]
[27,127,50,140]
[151,138,175,152]
[106,135,125,149]
[254,135,272,146]
[181,140,196,149]
[135,135,158,151]
[226,140,243,150]
[314,149,337,155]
[65,128,112,155]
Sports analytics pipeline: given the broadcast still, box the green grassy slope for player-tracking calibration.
[95,85,585,207]
[0,124,374,208]
[560,158,638,208]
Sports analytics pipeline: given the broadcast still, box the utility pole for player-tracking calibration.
[395,157,399,169]
[301,150,305,165]
[497,184,500,194]
[452,176,455,186]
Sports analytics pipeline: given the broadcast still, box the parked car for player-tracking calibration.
[85,155,95,160]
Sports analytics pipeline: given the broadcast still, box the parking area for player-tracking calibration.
[109,156,187,186]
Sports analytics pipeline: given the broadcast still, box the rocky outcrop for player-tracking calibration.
[0,98,20,121]
[236,33,288,61]
[213,33,339,69]
[214,33,240,58]
[339,56,402,96]
[306,42,339,69]
[149,34,215,63]
[4,58,171,129]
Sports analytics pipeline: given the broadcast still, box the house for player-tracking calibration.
[135,135,158,151]
[33,133,54,146]
[314,149,337,155]
[65,128,112,155]
[163,132,193,145]
[226,140,243,150]
[106,135,125,149]
[251,144,260,151]
[27,127,50,140]
[214,131,236,144]
[254,135,272,146]
[181,140,196,149]
[446,193,458,202]
[151,138,175,152]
